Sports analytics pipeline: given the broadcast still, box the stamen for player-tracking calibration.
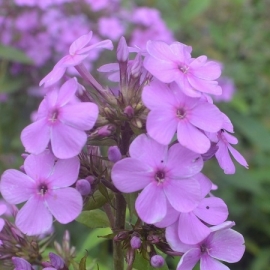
[177,108,186,119]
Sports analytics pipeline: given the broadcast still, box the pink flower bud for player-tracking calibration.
[19,165,25,173]
[49,252,65,269]
[76,179,91,196]
[12,257,33,270]
[124,105,134,118]
[130,236,141,249]
[97,125,115,137]
[85,175,95,184]
[108,146,122,163]
[117,36,129,62]
[150,255,165,268]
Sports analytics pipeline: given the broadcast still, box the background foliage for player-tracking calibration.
[0,0,269,269]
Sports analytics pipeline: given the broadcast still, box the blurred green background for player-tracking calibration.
[1,0,270,269]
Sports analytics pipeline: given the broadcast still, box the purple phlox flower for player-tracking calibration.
[111,134,203,224]
[0,150,82,235]
[166,221,245,270]
[155,173,228,245]
[142,80,224,154]
[21,78,99,159]
[144,40,222,97]
[40,31,113,87]
[214,77,235,103]
[207,114,248,174]
[12,257,33,270]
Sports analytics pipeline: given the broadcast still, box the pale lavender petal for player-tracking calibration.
[12,257,33,270]
[16,196,52,235]
[177,121,211,154]
[221,113,234,133]
[194,197,228,225]
[177,248,201,270]
[129,134,168,168]
[210,221,235,232]
[195,173,212,198]
[0,204,7,215]
[142,79,176,110]
[207,229,245,263]
[189,55,207,68]
[175,76,201,98]
[39,66,66,87]
[111,158,153,192]
[215,142,235,174]
[0,219,5,231]
[144,56,178,83]
[21,119,50,154]
[51,123,87,159]
[164,178,201,212]
[191,60,221,80]
[98,63,119,72]
[228,145,248,168]
[0,169,34,204]
[69,31,92,55]
[46,188,82,223]
[56,54,88,67]
[24,150,55,181]
[79,39,113,54]
[178,212,211,245]
[188,76,222,95]
[170,42,192,62]
[167,143,203,178]
[135,182,167,223]
[166,222,197,252]
[200,254,230,270]
[190,102,223,132]
[56,78,78,107]
[147,109,177,145]
[48,157,80,188]
[223,132,238,144]
[155,203,179,228]
[59,102,98,130]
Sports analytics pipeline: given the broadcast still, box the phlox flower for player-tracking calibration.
[21,78,99,159]
[0,150,82,235]
[166,222,245,270]
[142,80,224,154]
[207,114,248,174]
[111,134,203,224]
[40,31,113,87]
[144,40,222,97]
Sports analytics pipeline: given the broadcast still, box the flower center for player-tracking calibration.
[176,108,186,119]
[200,244,207,253]
[38,183,49,196]
[48,109,59,123]
[178,64,188,74]
[155,170,165,183]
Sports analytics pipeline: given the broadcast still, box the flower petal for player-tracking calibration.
[111,158,153,193]
[167,143,203,178]
[164,178,201,213]
[48,156,80,187]
[39,66,66,88]
[24,150,55,181]
[154,203,179,228]
[200,254,230,270]
[177,248,201,270]
[79,39,113,54]
[135,182,167,224]
[51,123,87,159]
[59,102,98,130]
[21,119,50,155]
[16,196,52,235]
[228,145,248,168]
[191,60,221,80]
[178,212,211,245]
[129,134,168,168]
[46,188,82,223]
[56,78,78,107]
[194,197,228,225]
[177,121,211,154]
[69,31,93,55]
[188,76,222,95]
[207,229,245,263]
[215,142,235,174]
[0,169,34,204]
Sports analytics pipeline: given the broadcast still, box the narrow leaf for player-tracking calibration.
[76,210,110,228]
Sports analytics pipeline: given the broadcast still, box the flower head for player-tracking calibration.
[0,150,82,235]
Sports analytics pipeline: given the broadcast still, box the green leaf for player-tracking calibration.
[79,252,88,270]
[132,253,169,270]
[0,45,33,64]
[0,77,26,93]
[124,192,138,222]
[85,190,114,210]
[76,209,110,228]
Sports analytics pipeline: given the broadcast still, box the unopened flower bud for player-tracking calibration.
[76,179,91,196]
[147,235,159,244]
[97,125,115,137]
[124,105,134,118]
[130,236,141,249]
[19,165,25,173]
[150,255,165,268]
[131,54,142,78]
[12,257,33,270]
[85,175,95,184]
[131,118,142,129]
[49,252,65,269]
[126,247,135,266]
[117,36,129,62]
[108,146,122,163]
[21,153,28,159]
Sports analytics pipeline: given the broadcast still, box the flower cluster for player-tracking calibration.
[0,30,247,269]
